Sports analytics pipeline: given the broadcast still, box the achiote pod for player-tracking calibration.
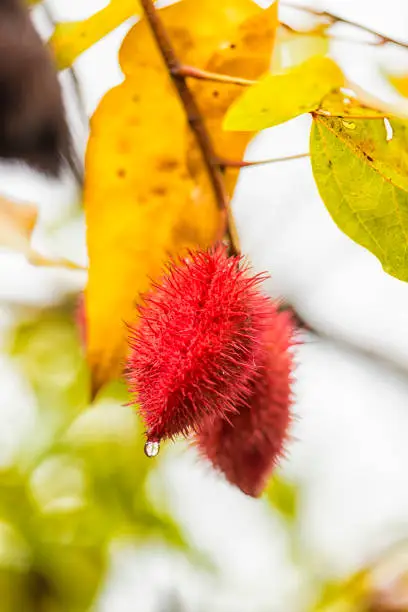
[127,246,296,496]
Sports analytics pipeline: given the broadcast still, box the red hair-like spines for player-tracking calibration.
[126,246,272,443]
[196,309,295,497]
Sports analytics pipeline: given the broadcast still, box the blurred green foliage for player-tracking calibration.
[0,307,407,612]
[0,308,190,611]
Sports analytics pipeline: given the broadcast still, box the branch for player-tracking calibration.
[174,64,255,87]
[138,1,408,385]
[279,21,391,49]
[281,2,408,51]
[139,0,236,253]
[174,66,389,121]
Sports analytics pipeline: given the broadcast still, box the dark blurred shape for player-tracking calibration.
[0,0,70,175]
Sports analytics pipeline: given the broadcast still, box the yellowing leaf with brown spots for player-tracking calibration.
[311,116,408,281]
[188,1,279,194]
[119,0,270,73]
[85,72,221,390]
[50,0,139,70]
[85,0,278,391]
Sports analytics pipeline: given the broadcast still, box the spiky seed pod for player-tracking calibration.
[196,309,295,498]
[126,246,274,443]
[0,0,70,174]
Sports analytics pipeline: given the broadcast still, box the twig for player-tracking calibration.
[281,2,408,51]
[279,21,390,48]
[314,110,387,120]
[217,153,310,168]
[139,0,236,253]
[165,67,390,121]
[174,65,255,87]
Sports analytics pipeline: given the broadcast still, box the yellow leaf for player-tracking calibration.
[0,195,85,270]
[386,71,408,98]
[224,55,344,131]
[84,73,219,389]
[85,0,278,390]
[189,1,279,194]
[119,0,268,73]
[50,0,139,71]
[271,23,329,72]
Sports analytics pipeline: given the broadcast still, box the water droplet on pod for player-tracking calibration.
[144,440,160,458]
[342,120,356,130]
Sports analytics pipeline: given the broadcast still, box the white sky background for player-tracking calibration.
[2,0,408,611]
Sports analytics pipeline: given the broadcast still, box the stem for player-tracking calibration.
[279,21,389,48]
[139,0,236,253]
[281,2,408,50]
[314,109,387,120]
[218,152,310,168]
[167,67,390,121]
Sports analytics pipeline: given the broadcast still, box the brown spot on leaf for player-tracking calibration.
[151,185,167,196]
[172,220,201,244]
[156,158,179,172]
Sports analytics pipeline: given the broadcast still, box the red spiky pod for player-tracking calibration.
[126,246,274,443]
[196,309,295,497]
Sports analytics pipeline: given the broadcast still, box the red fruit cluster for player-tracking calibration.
[126,246,295,497]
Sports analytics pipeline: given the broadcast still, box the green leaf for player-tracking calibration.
[223,55,344,131]
[311,117,408,281]
[315,116,408,190]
